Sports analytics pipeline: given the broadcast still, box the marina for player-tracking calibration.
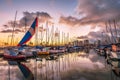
[0,49,118,80]
[1,0,120,80]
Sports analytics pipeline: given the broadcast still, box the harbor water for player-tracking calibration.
[0,49,118,80]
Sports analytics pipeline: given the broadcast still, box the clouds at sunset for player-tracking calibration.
[19,11,52,27]
[59,0,120,28]
[0,29,24,33]
[77,0,120,23]
[77,36,88,40]
[1,0,120,42]
[59,16,80,27]
[77,30,109,42]
[3,11,52,28]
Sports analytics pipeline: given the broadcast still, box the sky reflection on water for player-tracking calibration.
[0,49,116,80]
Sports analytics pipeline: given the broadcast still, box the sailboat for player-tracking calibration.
[3,17,38,60]
[106,44,120,67]
[3,48,26,61]
[17,17,38,46]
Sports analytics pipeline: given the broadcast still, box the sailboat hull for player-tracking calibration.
[3,53,26,61]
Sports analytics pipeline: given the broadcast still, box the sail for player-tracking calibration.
[18,62,34,80]
[17,17,38,46]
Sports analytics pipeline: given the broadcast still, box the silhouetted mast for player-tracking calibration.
[105,22,112,44]
[113,20,118,43]
[108,20,116,43]
[24,17,27,32]
[11,11,17,46]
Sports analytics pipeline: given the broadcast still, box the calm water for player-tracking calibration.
[0,49,119,80]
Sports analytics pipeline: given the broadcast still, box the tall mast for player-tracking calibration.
[105,22,111,44]
[35,14,39,46]
[56,28,60,46]
[11,11,17,46]
[41,26,45,46]
[116,20,120,36]
[46,21,48,46]
[24,17,27,33]
[49,24,54,46]
[51,24,54,46]
[64,32,65,45]
[67,32,69,44]
[58,30,60,46]
[108,20,116,43]
[113,20,117,43]
[7,35,10,46]
[62,32,64,45]
[40,25,43,45]
[48,23,49,46]
[56,28,58,46]
[101,32,104,45]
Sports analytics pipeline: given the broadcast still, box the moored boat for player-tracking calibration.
[3,49,26,61]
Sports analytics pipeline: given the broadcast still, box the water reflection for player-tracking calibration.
[0,49,119,80]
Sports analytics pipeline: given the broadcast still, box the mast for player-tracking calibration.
[50,24,54,46]
[101,32,105,45]
[105,22,111,44]
[35,21,38,46]
[51,24,54,46]
[58,30,60,46]
[113,20,118,43]
[35,15,39,46]
[64,32,65,45]
[56,28,58,46]
[48,23,49,46]
[46,21,48,46]
[67,32,69,44]
[11,11,17,46]
[62,32,64,45]
[7,35,10,46]
[24,17,27,33]
[108,20,116,43]
[116,20,120,36]
[57,29,60,46]
[40,25,43,45]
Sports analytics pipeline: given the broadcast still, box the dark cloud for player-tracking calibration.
[59,15,103,27]
[3,11,52,28]
[2,20,19,28]
[0,29,23,33]
[77,36,88,39]
[59,16,80,27]
[76,31,104,41]
[3,24,9,28]
[76,31,110,43]
[19,11,52,27]
[1,11,52,34]
[76,0,120,23]
[88,32,103,39]
[59,0,120,27]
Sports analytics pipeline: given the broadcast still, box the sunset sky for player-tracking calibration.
[0,0,120,46]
